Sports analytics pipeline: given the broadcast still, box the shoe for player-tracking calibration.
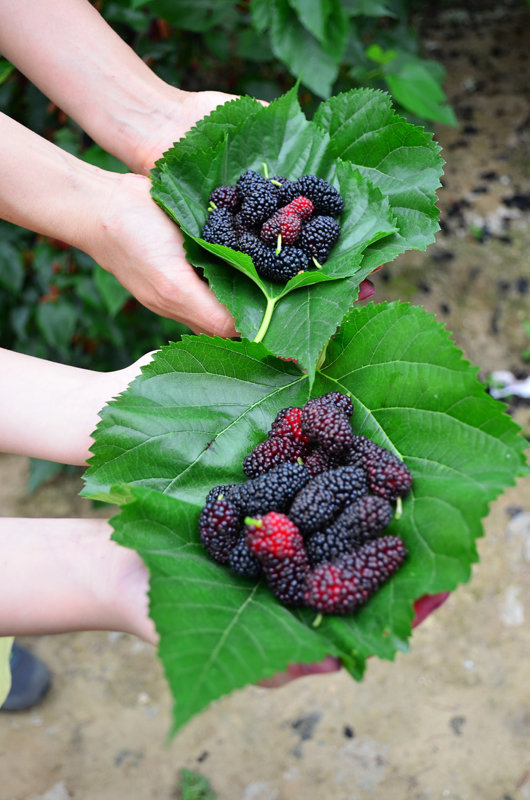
[0,643,52,712]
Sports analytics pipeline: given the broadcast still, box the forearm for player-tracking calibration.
[0,348,149,465]
[0,0,181,174]
[0,517,155,642]
[0,112,115,249]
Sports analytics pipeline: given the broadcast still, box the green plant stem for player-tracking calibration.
[253,296,277,343]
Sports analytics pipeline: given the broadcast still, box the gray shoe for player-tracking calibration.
[1,643,52,712]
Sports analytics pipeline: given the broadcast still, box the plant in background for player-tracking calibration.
[100,0,457,124]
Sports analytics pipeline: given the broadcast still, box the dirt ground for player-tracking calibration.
[1,3,529,799]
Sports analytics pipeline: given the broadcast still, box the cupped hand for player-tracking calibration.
[259,592,450,689]
[89,171,237,337]
[133,88,240,176]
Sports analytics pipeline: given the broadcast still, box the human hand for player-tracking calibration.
[258,591,450,688]
[131,87,240,176]
[87,171,237,337]
[0,517,156,645]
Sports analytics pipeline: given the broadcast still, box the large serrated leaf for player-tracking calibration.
[313,88,444,270]
[151,89,400,377]
[83,302,528,734]
[268,0,349,97]
[151,87,443,380]
[112,488,337,736]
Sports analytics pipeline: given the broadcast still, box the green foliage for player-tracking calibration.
[151,87,442,379]
[106,0,455,122]
[83,303,528,733]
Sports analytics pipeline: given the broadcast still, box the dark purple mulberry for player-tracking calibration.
[201,207,239,249]
[305,495,393,567]
[344,436,413,501]
[303,536,407,614]
[305,529,354,567]
[209,185,240,211]
[233,461,310,517]
[239,234,306,282]
[300,399,354,456]
[236,169,267,198]
[303,447,342,477]
[279,175,344,217]
[305,392,353,417]
[198,496,241,563]
[240,185,278,228]
[205,484,240,505]
[243,435,308,479]
[276,246,310,277]
[288,465,369,535]
[299,216,341,264]
[329,495,393,541]
[246,512,310,606]
[228,537,263,579]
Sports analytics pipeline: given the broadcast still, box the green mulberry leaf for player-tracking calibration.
[313,87,444,270]
[151,88,401,377]
[83,302,528,733]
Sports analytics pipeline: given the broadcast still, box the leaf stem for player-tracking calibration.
[262,161,269,179]
[253,296,277,343]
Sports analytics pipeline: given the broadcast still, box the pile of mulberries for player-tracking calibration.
[199,392,412,616]
[201,169,344,283]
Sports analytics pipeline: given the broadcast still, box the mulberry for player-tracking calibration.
[344,436,413,501]
[279,175,344,217]
[239,233,303,282]
[246,512,310,606]
[303,536,407,614]
[239,179,278,227]
[198,496,241,564]
[268,407,309,445]
[288,465,368,535]
[329,495,393,542]
[228,537,263,579]
[233,461,310,517]
[305,528,354,567]
[305,391,353,417]
[300,216,341,264]
[301,398,354,456]
[276,246,310,277]
[201,207,239,249]
[209,185,240,211]
[243,435,305,479]
[303,447,342,477]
